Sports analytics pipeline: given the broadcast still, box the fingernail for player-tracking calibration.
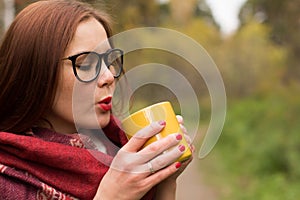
[176,134,182,141]
[158,120,166,126]
[175,162,181,169]
[178,144,185,152]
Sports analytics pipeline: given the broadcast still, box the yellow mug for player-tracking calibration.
[121,101,191,162]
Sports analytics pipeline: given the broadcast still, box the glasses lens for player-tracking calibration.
[75,52,99,82]
[106,49,123,77]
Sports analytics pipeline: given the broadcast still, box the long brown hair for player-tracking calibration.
[0,0,112,133]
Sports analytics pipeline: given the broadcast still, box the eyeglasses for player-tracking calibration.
[62,48,124,83]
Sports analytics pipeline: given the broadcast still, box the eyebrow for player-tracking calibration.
[64,47,113,59]
[68,45,113,57]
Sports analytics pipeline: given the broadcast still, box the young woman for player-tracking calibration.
[0,1,193,199]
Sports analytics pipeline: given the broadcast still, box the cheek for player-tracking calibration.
[52,76,75,122]
[72,83,95,125]
[52,68,117,129]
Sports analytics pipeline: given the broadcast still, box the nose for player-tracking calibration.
[97,64,115,87]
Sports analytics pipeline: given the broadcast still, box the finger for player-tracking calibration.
[137,133,182,162]
[176,115,184,125]
[111,140,184,175]
[179,154,193,170]
[122,121,165,152]
[174,156,193,175]
[179,124,187,135]
[147,144,185,173]
[143,162,180,186]
[189,144,196,153]
[182,133,195,152]
[183,133,192,145]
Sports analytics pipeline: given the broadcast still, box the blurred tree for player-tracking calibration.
[169,0,197,25]
[102,0,160,32]
[102,0,215,33]
[0,0,38,35]
[212,21,287,98]
[3,0,15,30]
[14,0,37,13]
[240,0,300,83]
[0,0,4,34]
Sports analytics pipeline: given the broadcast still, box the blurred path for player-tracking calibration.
[177,157,219,200]
[176,124,220,200]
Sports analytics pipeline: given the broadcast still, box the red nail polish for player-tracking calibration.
[175,162,181,169]
[178,144,185,152]
[158,120,166,126]
[176,134,182,141]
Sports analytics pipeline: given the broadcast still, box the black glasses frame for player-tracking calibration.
[62,48,124,83]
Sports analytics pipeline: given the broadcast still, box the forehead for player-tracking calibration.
[65,17,110,56]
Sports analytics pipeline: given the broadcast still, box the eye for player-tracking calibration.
[75,53,98,71]
[106,50,122,66]
[75,63,92,71]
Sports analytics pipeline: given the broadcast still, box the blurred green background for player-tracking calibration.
[2,0,300,199]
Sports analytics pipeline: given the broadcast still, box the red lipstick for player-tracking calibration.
[98,96,112,111]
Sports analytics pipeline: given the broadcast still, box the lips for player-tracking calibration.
[98,96,112,111]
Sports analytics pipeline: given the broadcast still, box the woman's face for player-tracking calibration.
[46,18,115,133]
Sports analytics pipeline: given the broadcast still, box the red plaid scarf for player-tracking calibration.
[0,116,156,200]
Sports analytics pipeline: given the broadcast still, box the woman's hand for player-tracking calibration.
[155,115,194,200]
[94,121,185,200]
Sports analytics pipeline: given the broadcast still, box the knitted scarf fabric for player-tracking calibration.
[0,116,155,200]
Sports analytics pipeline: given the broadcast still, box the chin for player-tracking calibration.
[98,113,111,128]
[73,111,110,130]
